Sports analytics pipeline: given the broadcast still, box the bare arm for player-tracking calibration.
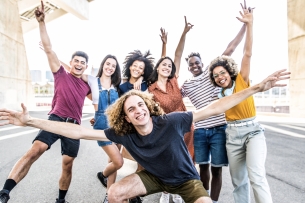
[174,16,193,77]
[0,104,109,141]
[222,0,250,57]
[221,24,246,56]
[238,6,254,83]
[35,1,60,73]
[160,28,167,57]
[193,69,290,122]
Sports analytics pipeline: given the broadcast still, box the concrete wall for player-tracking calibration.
[288,0,305,117]
[0,0,33,110]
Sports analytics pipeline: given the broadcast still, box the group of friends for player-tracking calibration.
[0,1,290,203]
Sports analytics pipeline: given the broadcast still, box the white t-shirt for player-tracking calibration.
[87,75,116,105]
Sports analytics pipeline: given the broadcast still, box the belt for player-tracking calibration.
[52,114,78,124]
[227,119,258,127]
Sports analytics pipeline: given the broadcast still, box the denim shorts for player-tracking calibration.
[194,124,228,167]
[33,114,80,157]
[93,112,112,147]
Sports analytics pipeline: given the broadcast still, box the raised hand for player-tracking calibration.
[160,28,167,44]
[236,0,254,24]
[0,103,31,127]
[35,0,45,22]
[183,16,194,34]
[258,69,291,92]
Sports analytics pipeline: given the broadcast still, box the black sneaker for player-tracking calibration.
[0,190,10,203]
[55,198,69,203]
[129,196,142,203]
[102,193,108,203]
[97,172,107,188]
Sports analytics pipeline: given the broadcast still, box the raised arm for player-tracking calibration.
[0,103,109,141]
[222,0,250,56]
[35,1,60,73]
[174,16,194,77]
[160,28,167,57]
[193,69,290,122]
[221,24,246,56]
[237,3,254,83]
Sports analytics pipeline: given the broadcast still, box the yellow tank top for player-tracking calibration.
[225,73,256,121]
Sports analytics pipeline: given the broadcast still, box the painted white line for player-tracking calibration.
[262,124,305,139]
[0,116,93,141]
[279,124,305,132]
[0,126,21,132]
[0,129,39,141]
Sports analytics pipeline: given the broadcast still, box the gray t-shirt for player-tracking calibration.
[104,111,199,185]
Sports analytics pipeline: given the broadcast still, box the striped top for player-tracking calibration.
[181,67,226,129]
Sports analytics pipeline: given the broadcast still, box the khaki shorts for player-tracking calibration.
[136,170,209,203]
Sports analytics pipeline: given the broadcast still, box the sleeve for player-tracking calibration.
[166,111,193,134]
[180,83,187,98]
[87,75,98,104]
[104,128,123,144]
[53,65,65,78]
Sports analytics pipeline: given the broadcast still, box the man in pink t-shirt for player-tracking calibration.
[0,2,90,203]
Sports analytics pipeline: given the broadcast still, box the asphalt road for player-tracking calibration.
[0,111,304,203]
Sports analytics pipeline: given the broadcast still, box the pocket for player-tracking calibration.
[94,114,108,129]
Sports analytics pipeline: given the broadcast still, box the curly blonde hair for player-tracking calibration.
[105,90,164,135]
[208,55,239,87]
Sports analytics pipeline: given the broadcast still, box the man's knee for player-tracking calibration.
[26,141,47,161]
[108,184,125,202]
[62,155,75,172]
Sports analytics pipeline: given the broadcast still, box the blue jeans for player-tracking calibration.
[226,117,272,203]
[194,124,228,167]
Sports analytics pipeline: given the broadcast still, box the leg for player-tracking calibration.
[210,167,222,201]
[199,164,210,191]
[246,128,272,203]
[59,155,74,190]
[194,128,211,190]
[226,126,250,203]
[209,124,228,201]
[102,143,124,190]
[8,140,48,183]
[108,173,146,203]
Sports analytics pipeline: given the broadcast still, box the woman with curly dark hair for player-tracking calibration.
[119,50,154,95]
[209,7,273,203]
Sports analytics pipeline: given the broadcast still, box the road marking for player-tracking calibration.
[0,116,93,141]
[0,129,39,141]
[279,124,305,132]
[262,124,305,139]
[0,126,21,132]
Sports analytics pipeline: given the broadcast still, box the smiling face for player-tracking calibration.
[69,56,88,78]
[188,56,203,76]
[102,58,117,77]
[129,60,145,80]
[157,58,172,78]
[124,95,150,127]
[212,66,233,88]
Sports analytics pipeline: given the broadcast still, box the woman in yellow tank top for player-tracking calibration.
[208,6,273,203]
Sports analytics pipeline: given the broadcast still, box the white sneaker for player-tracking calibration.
[159,192,170,203]
[172,194,184,203]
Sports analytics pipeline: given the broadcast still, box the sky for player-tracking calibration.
[23,0,289,85]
